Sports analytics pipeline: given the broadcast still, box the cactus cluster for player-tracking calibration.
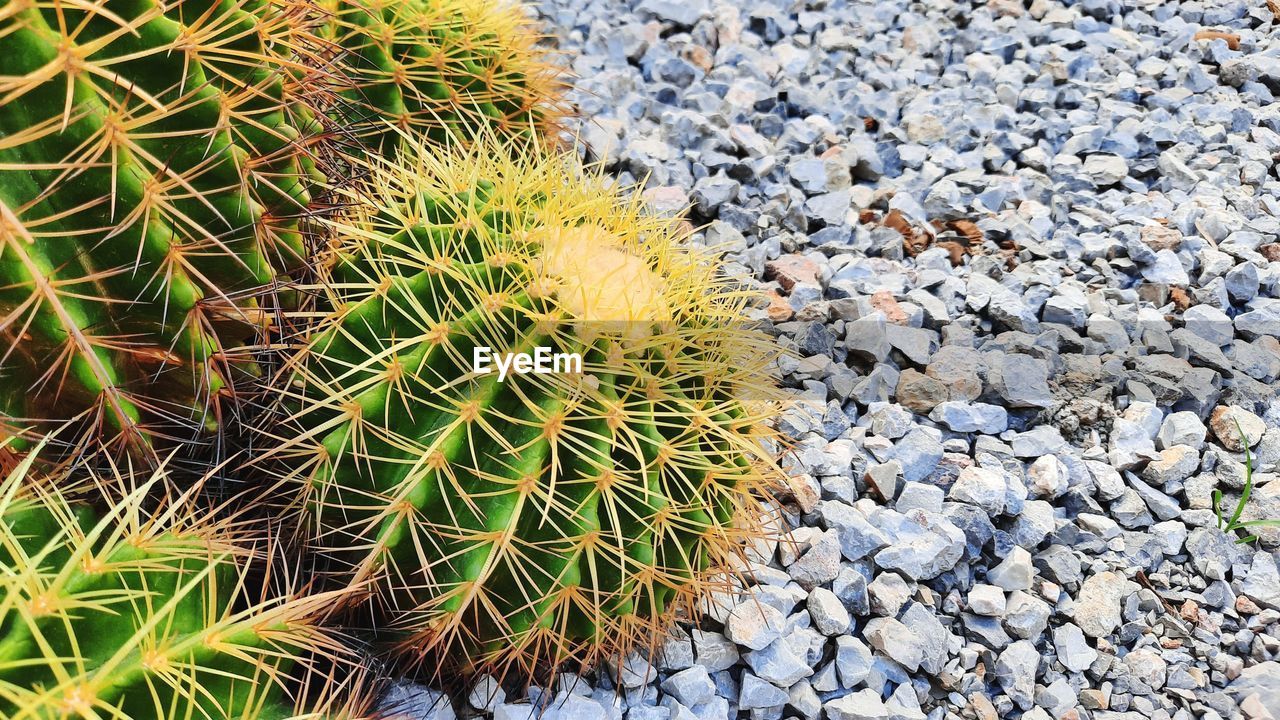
[0,0,320,452]
[0,449,372,720]
[262,141,783,677]
[0,0,785,702]
[0,0,562,456]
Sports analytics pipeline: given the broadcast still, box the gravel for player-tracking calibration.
[388,0,1280,717]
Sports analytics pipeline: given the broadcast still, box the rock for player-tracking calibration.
[987,547,1034,591]
[995,640,1040,710]
[900,602,951,675]
[788,529,842,588]
[834,636,874,688]
[863,617,924,672]
[744,638,812,687]
[1053,623,1097,673]
[1210,405,1267,450]
[1184,304,1234,346]
[891,427,944,483]
[895,369,949,413]
[1227,263,1260,304]
[641,186,689,217]
[1140,445,1201,485]
[738,673,788,710]
[660,667,715,707]
[1243,551,1280,609]
[1082,154,1128,185]
[1109,418,1158,470]
[1043,295,1088,328]
[821,502,891,561]
[846,315,891,363]
[874,511,966,580]
[868,571,911,617]
[1157,411,1207,450]
[1027,456,1069,500]
[1229,662,1280,708]
[380,682,457,720]
[1236,304,1280,339]
[614,652,655,688]
[468,676,505,713]
[968,584,1006,616]
[637,0,710,26]
[1186,527,1241,581]
[948,466,1008,516]
[825,689,890,720]
[1010,426,1068,457]
[1124,649,1167,691]
[765,255,821,292]
[1004,591,1051,639]
[691,630,738,672]
[808,587,852,635]
[1074,571,1129,638]
[1145,249,1190,285]
[904,114,946,144]
[1009,500,1056,549]
[724,602,784,651]
[929,401,1008,434]
[868,403,914,439]
[990,354,1053,409]
[927,346,984,401]
[1087,313,1129,351]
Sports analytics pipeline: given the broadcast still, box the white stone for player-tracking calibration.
[987,547,1034,591]
[968,584,1007,616]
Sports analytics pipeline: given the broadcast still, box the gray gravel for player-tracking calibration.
[389,0,1280,718]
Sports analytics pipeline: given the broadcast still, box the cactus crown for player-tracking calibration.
[0,0,322,453]
[262,139,784,679]
[0,447,362,720]
[322,0,566,153]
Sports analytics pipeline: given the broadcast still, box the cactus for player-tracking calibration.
[261,141,784,677]
[321,0,565,154]
[0,446,371,720]
[0,0,323,454]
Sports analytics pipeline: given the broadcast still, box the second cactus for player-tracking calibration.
[0,451,365,720]
[263,141,783,677]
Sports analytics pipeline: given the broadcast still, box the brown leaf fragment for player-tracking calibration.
[883,209,915,240]
[946,219,983,244]
[1194,29,1240,50]
[936,241,968,266]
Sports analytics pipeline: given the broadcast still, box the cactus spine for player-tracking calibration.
[262,141,783,677]
[0,0,321,452]
[0,448,368,720]
[321,0,565,153]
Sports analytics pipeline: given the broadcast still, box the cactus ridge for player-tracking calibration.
[0,0,324,452]
[322,0,566,154]
[261,141,784,678]
[0,446,373,720]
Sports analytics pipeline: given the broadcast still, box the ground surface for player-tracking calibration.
[389,1,1280,718]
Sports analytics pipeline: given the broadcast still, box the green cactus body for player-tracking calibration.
[267,144,782,677]
[0,0,319,451]
[0,452,362,720]
[321,0,564,153]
